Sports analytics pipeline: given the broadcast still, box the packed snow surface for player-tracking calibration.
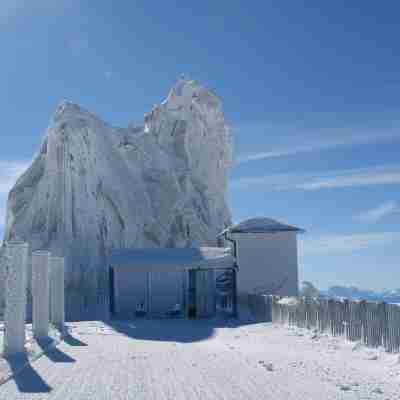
[109,246,234,269]
[1,78,233,317]
[0,320,399,399]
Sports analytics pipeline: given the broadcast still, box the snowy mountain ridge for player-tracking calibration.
[321,286,400,303]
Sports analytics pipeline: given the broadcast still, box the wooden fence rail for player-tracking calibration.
[268,296,400,353]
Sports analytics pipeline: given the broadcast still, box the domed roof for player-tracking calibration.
[219,217,304,236]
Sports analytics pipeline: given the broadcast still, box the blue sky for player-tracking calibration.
[1,1,400,290]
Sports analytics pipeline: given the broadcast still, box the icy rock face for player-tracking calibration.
[2,78,233,318]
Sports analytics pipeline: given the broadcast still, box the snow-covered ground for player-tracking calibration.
[0,322,63,386]
[0,319,399,399]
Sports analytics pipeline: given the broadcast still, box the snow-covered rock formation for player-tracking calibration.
[1,78,233,318]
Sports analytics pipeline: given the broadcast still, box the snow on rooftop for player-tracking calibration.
[110,247,234,270]
[277,297,300,307]
[219,217,305,236]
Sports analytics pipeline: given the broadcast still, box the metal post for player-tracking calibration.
[232,268,238,318]
[50,256,65,331]
[32,251,51,339]
[147,271,152,316]
[3,241,29,356]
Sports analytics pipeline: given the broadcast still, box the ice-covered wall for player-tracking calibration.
[3,242,29,356]
[50,256,65,329]
[1,78,233,319]
[32,251,50,339]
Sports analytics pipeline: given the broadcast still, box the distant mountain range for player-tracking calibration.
[320,286,400,304]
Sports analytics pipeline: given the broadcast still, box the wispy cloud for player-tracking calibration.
[231,164,400,192]
[0,160,29,236]
[236,126,400,164]
[0,160,30,195]
[354,201,400,223]
[299,231,400,257]
[0,202,6,231]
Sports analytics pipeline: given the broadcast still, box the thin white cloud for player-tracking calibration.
[299,231,400,257]
[231,164,400,192]
[354,201,400,223]
[0,160,29,239]
[0,160,30,195]
[237,146,317,163]
[236,126,400,164]
[0,200,6,235]
[0,202,5,223]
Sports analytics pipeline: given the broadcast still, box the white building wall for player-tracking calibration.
[232,231,299,300]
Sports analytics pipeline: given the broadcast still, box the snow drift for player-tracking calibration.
[1,78,233,318]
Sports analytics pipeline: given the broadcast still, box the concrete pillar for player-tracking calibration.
[3,241,29,357]
[50,256,65,330]
[32,251,50,340]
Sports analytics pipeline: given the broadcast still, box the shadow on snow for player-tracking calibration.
[104,317,259,343]
[2,331,84,394]
[4,353,52,393]
[63,333,88,347]
[36,338,76,363]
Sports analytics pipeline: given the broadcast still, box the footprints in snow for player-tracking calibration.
[258,360,274,371]
[338,383,384,396]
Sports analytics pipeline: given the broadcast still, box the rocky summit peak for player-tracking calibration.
[55,100,85,115]
[163,77,221,112]
[52,100,101,125]
[2,78,232,319]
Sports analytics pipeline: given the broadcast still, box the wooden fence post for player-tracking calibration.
[395,305,400,352]
[343,299,350,340]
[360,300,368,346]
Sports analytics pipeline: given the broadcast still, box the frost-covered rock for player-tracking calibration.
[1,78,233,318]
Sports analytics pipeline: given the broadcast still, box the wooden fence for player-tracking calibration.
[270,296,400,353]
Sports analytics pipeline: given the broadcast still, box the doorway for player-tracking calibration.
[187,269,216,318]
[215,269,236,317]
[188,270,196,318]
[109,267,115,316]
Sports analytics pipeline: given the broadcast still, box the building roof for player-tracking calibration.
[109,247,234,271]
[218,217,305,236]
